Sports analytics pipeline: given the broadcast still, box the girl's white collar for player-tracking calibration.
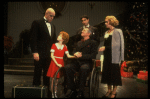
[55,43,64,50]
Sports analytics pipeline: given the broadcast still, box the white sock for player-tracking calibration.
[52,93,54,98]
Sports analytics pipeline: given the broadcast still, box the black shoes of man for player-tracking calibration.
[65,89,84,98]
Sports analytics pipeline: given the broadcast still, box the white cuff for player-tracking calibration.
[65,51,69,54]
[50,49,55,53]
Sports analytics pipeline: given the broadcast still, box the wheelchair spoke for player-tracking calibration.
[90,67,96,97]
[53,67,67,98]
[90,67,101,98]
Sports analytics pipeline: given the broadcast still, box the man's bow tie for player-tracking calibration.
[45,20,50,23]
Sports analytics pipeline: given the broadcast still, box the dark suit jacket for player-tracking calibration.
[75,26,100,46]
[73,39,98,65]
[30,18,57,59]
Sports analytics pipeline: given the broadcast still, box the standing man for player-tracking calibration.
[75,15,100,46]
[30,8,56,91]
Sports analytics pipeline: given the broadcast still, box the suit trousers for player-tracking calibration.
[33,57,51,87]
[65,61,92,93]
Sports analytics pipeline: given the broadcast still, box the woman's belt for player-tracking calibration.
[54,56,63,59]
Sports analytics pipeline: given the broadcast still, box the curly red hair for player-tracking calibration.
[59,31,69,44]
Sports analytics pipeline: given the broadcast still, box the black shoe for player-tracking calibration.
[76,92,84,98]
[102,91,112,98]
[65,89,77,98]
[102,95,109,98]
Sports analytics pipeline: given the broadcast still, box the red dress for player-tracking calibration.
[46,43,68,78]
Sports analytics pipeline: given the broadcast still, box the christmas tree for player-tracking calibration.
[117,2,148,73]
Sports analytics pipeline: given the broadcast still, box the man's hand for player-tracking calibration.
[33,53,39,61]
[74,52,82,58]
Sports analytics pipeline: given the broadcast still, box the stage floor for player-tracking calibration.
[4,74,148,98]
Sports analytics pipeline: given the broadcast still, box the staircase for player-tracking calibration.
[4,54,35,75]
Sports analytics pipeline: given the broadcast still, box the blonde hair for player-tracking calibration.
[105,16,119,26]
[59,31,69,44]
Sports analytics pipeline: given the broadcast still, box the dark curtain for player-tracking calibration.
[3,2,8,36]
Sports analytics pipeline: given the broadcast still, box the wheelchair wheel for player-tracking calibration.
[53,67,67,98]
[90,67,101,98]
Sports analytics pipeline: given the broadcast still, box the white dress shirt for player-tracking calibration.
[44,17,51,36]
[83,24,90,29]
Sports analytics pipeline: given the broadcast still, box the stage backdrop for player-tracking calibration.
[7,1,128,45]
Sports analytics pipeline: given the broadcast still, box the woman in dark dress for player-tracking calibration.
[99,16,124,98]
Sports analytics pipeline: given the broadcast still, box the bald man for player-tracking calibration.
[30,8,56,92]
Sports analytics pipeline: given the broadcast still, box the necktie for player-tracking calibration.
[81,39,85,42]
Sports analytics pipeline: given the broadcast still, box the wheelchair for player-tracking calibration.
[52,59,101,98]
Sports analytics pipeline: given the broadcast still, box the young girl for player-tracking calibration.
[46,31,75,98]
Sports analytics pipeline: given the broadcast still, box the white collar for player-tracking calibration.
[104,31,113,38]
[83,24,90,29]
[55,43,64,50]
[44,16,47,21]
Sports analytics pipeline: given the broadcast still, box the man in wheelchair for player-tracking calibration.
[65,27,98,98]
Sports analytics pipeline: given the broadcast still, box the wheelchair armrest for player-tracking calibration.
[92,59,101,68]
